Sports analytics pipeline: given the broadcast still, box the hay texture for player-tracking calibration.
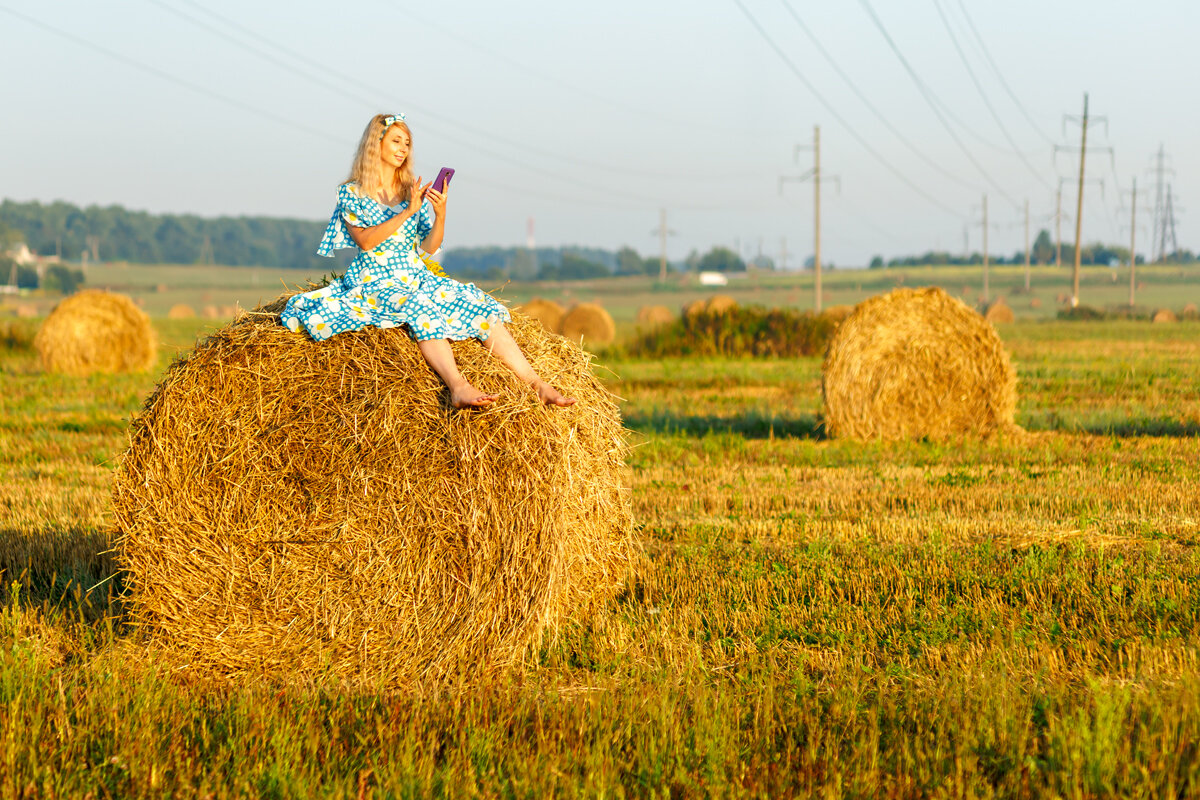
[516,297,565,332]
[34,289,157,375]
[112,293,632,687]
[822,287,1018,441]
[1152,308,1178,323]
[560,302,615,345]
[636,305,675,328]
[705,295,738,314]
[167,304,196,320]
[983,300,1015,324]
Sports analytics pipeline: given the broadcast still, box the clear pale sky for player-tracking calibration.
[2,0,1196,267]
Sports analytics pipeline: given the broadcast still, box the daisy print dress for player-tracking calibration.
[281,182,510,342]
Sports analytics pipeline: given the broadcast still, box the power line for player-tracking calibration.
[930,0,1051,190]
[856,0,1020,206]
[954,0,1056,147]
[731,0,966,219]
[776,0,981,194]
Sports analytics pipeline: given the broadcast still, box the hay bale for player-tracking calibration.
[821,304,854,324]
[156,283,169,294]
[682,299,708,318]
[1182,302,1198,316]
[16,304,38,319]
[984,300,1015,324]
[560,302,615,345]
[167,303,196,320]
[635,304,675,328]
[34,290,157,375]
[705,294,738,314]
[516,297,565,332]
[822,287,1018,441]
[202,304,220,319]
[1030,297,1042,309]
[112,293,633,687]
[1152,308,1178,323]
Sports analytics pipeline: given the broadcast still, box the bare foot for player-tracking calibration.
[451,384,499,408]
[536,381,577,407]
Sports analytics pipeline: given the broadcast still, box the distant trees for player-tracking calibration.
[1032,229,1054,264]
[697,246,746,272]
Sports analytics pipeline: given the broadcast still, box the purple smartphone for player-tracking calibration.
[430,167,455,194]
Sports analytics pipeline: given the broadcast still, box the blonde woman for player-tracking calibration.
[282,113,574,408]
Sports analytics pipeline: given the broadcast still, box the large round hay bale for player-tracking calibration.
[984,300,1015,324]
[636,304,675,328]
[516,297,565,332]
[167,303,196,320]
[1152,308,1178,323]
[822,287,1018,441]
[202,304,221,319]
[112,294,632,687]
[705,294,738,314]
[34,290,157,375]
[560,302,615,345]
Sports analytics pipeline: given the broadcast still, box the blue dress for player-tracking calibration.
[281,182,511,342]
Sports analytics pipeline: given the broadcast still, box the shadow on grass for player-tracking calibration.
[1022,413,1200,438]
[624,409,825,439]
[0,528,124,619]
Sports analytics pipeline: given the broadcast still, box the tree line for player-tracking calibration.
[870,229,1196,269]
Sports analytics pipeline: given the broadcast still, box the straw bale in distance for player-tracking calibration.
[984,300,1015,324]
[1152,308,1178,323]
[560,302,615,345]
[1030,297,1042,309]
[682,299,708,318]
[167,303,196,319]
[516,297,565,332]
[635,304,675,328]
[202,304,220,319]
[34,289,157,375]
[112,293,633,687]
[705,295,738,314]
[822,287,1018,441]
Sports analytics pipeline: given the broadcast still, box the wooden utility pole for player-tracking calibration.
[779,237,788,271]
[1128,177,1137,307]
[781,125,838,312]
[1070,93,1088,307]
[982,194,989,304]
[650,208,674,282]
[1023,199,1031,291]
[1055,187,1063,268]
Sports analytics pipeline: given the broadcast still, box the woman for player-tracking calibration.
[282,113,575,408]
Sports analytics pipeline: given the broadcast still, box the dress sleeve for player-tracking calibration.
[315,183,368,257]
[416,199,435,240]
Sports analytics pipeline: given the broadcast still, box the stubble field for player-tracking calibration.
[2,298,1199,797]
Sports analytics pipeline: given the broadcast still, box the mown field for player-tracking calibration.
[2,305,1200,796]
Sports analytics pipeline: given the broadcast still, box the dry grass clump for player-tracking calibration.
[705,295,738,314]
[167,304,196,320]
[822,287,1018,441]
[821,305,854,324]
[516,297,565,332]
[112,291,633,687]
[560,302,616,345]
[34,290,157,375]
[636,305,675,329]
[984,300,1015,324]
[1152,308,1178,323]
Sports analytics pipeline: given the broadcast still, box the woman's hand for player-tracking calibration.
[407,176,431,213]
[426,185,448,218]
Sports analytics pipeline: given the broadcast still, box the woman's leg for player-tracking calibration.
[482,323,576,406]
[417,338,498,408]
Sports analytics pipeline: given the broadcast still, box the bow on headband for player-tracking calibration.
[380,113,406,139]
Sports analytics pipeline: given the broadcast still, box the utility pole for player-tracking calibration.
[1070,93,1088,306]
[1054,92,1111,307]
[1055,186,1063,268]
[1146,145,1175,262]
[780,125,839,312]
[1022,199,1032,292]
[1128,178,1137,307]
[649,208,675,282]
[982,194,989,303]
[1160,186,1180,260]
[779,236,788,271]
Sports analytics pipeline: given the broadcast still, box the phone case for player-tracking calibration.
[432,167,455,193]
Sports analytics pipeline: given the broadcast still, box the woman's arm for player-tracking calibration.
[347,177,432,251]
[420,187,448,253]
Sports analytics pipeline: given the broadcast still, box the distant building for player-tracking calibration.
[699,271,729,286]
[6,243,36,266]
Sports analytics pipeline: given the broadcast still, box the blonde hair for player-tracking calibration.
[345,114,414,202]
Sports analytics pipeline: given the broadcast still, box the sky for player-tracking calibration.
[2,0,1197,268]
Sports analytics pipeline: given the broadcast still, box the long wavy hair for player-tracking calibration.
[345,114,414,203]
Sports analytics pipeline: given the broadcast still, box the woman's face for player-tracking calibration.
[379,125,411,170]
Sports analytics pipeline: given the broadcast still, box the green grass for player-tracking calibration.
[2,311,1200,796]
